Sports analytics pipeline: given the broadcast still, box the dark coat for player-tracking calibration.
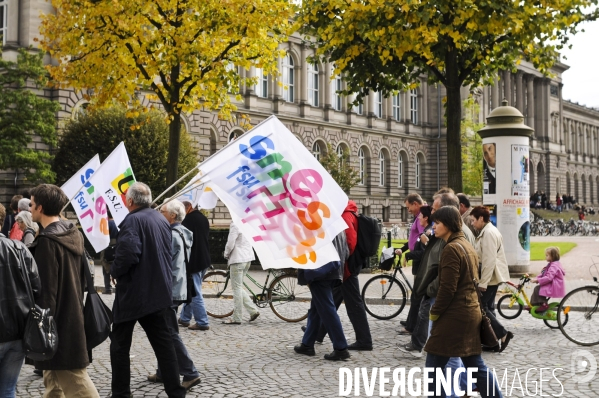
[111,207,173,324]
[0,235,41,344]
[405,224,432,276]
[181,210,211,274]
[30,221,89,370]
[424,232,482,358]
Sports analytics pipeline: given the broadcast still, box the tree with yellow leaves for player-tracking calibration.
[39,0,294,190]
[298,0,598,192]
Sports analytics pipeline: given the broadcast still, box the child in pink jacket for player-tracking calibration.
[531,247,566,312]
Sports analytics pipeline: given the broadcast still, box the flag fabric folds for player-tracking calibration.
[198,116,349,269]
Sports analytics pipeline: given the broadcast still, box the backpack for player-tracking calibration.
[353,213,382,258]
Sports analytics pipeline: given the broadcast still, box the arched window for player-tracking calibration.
[312,142,322,161]
[358,147,365,185]
[410,89,418,124]
[0,1,6,46]
[282,55,294,102]
[228,130,243,142]
[209,129,218,155]
[379,151,386,186]
[415,154,422,188]
[307,63,319,107]
[336,144,347,166]
[392,94,401,121]
[254,68,268,98]
[72,101,89,120]
[333,75,342,111]
[374,92,383,118]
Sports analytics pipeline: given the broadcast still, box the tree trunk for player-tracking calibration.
[445,49,463,193]
[165,115,182,194]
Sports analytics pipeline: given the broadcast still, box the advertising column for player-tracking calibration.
[478,101,534,274]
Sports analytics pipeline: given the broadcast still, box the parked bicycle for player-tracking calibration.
[201,267,311,322]
[361,257,413,320]
[497,274,568,329]
[557,259,599,346]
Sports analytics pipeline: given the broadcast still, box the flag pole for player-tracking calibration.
[155,180,207,210]
[151,163,202,206]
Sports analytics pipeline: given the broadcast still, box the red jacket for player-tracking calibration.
[342,200,358,280]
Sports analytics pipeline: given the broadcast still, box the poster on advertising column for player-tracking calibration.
[511,145,529,197]
[483,143,496,196]
[499,198,531,264]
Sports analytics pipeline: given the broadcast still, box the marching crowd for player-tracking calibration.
[0,183,567,398]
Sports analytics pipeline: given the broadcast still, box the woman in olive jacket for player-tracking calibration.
[424,206,503,398]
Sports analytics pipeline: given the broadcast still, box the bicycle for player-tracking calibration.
[497,274,569,329]
[557,259,599,346]
[202,267,311,322]
[361,257,413,320]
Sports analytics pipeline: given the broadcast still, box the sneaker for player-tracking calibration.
[188,324,209,331]
[178,318,190,327]
[397,342,423,358]
[294,343,316,356]
[324,349,351,361]
[181,376,201,390]
[249,312,260,322]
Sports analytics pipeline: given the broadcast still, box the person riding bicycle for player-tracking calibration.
[530,247,566,313]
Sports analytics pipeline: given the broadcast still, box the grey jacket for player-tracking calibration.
[171,224,193,302]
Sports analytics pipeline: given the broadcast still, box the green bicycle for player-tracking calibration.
[201,267,311,322]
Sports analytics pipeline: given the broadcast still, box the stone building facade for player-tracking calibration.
[2,0,599,224]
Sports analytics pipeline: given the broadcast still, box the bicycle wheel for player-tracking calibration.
[497,294,523,319]
[558,285,599,346]
[361,275,407,320]
[268,274,311,322]
[202,270,234,318]
[544,314,568,329]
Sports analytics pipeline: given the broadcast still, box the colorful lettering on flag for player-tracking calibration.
[199,116,349,269]
[61,154,110,252]
[88,142,136,226]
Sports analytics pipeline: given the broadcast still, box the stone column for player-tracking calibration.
[515,71,524,113]
[558,83,564,146]
[492,76,499,109]
[346,92,356,125]
[422,81,429,125]
[299,45,308,105]
[367,90,376,127]
[503,70,512,104]
[274,54,283,99]
[324,62,332,107]
[246,66,255,96]
[526,76,535,129]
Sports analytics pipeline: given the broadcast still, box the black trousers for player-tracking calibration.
[480,285,507,341]
[316,274,372,346]
[404,291,421,332]
[110,308,186,398]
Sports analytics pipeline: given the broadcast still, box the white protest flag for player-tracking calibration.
[61,154,110,252]
[199,116,349,269]
[88,142,136,226]
[178,169,218,210]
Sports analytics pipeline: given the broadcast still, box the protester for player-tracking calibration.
[179,201,211,331]
[99,210,118,295]
[15,211,38,247]
[425,206,503,398]
[295,232,351,361]
[457,193,477,237]
[8,195,24,241]
[1,196,20,237]
[147,199,202,389]
[109,182,186,398]
[0,203,41,397]
[394,193,425,335]
[530,247,566,313]
[555,194,563,213]
[471,205,513,352]
[313,200,373,350]
[403,205,432,275]
[223,220,260,324]
[29,184,100,397]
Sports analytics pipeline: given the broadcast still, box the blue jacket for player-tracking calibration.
[111,207,173,323]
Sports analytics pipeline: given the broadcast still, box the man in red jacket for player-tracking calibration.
[313,200,373,350]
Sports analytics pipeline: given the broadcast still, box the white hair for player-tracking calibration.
[18,198,31,212]
[126,182,152,206]
[163,199,186,222]
[16,211,38,233]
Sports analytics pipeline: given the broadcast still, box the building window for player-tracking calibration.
[378,151,385,186]
[254,68,268,98]
[410,89,418,124]
[0,1,6,46]
[282,55,294,102]
[229,130,243,142]
[357,102,363,115]
[307,63,319,107]
[374,92,383,118]
[312,142,321,161]
[415,155,421,188]
[398,153,404,188]
[333,75,342,111]
[358,147,365,185]
[550,85,559,97]
[392,94,401,121]
[336,144,345,166]
[71,101,89,120]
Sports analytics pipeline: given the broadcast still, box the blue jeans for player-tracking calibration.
[425,353,503,398]
[180,269,209,327]
[157,306,200,381]
[302,280,347,351]
[0,340,25,398]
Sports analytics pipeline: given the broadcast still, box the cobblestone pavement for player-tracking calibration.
[16,293,599,397]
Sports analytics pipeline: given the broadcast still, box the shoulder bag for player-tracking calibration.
[82,253,113,350]
[12,241,59,361]
[455,242,499,348]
